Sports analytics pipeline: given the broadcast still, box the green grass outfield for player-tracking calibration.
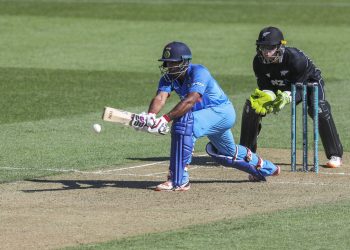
[0,0,349,248]
[67,199,350,250]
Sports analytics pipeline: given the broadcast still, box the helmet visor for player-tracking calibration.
[159,60,189,82]
[257,45,282,64]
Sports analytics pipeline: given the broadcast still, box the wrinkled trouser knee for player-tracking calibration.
[206,142,278,181]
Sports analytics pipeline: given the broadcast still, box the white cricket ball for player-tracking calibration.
[92,123,102,133]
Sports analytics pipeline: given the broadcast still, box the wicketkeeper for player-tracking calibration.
[131,41,280,191]
[240,26,343,168]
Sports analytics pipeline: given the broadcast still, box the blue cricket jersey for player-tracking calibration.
[157,64,231,111]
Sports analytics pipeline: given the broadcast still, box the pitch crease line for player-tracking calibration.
[0,154,208,174]
[0,161,167,174]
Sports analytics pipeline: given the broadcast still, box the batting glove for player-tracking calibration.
[146,113,157,127]
[147,115,170,135]
[131,112,148,131]
[249,89,276,115]
[272,90,291,114]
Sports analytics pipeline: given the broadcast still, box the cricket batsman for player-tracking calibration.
[240,27,343,168]
[131,41,280,191]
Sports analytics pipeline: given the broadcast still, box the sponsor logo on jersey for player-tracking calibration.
[266,73,270,78]
[193,82,205,87]
[271,80,285,86]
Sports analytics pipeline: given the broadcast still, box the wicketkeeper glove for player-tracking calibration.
[272,90,291,114]
[249,89,276,115]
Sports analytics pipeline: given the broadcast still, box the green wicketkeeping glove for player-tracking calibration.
[249,89,276,115]
[272,90,291,114]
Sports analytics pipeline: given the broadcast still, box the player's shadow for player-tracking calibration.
[127,156,218,167]
[21,178,247,193]
[126,156,168,161]
[22,179,159,192]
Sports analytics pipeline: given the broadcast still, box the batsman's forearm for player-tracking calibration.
[166,99,194,120]
[148,97,165,114]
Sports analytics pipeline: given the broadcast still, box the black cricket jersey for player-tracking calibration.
[253,47,323,92]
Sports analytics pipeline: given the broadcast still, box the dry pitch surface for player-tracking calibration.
[1,149,349,249]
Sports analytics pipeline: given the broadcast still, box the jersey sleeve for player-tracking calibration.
[188,66,210,95]
[289,51,308,83]
[157,77,172,93]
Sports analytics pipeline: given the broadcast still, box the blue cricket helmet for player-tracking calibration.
[158,41,192,82]
[158,41,192,62]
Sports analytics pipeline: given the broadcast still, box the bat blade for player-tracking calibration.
[102,107,134,126]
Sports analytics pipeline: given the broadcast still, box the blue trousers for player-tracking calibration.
[192,102,236,157]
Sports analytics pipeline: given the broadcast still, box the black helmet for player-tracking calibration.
[158,41,192,62]
[256,27,287,64]
[256,26,284,46]
[159,41,192,82]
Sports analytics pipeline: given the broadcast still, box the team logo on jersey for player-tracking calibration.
[163,50,171,59]
[266,73,270,78]
[280,70,289,76]
[262,32,271,37]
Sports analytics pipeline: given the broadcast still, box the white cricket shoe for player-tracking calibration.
[155,180,174,191]
[326,156,342,168]
[173,181,191,191]
[154,180,191,191]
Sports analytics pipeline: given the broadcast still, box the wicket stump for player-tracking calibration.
[291,82,319,173]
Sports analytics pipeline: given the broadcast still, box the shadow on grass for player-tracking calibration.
[22,178,249,193]
[127,156,218,167]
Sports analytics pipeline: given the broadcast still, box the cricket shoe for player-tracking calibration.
[173,181,191,191]
[154,180,191,191]
[272,165,281,176]
[248,166,280,182]
[326,156,342,168]
[154,180,174,191]
[155,170,190,191]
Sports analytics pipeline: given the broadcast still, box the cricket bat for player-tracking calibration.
[102,107,170,135]
[102,107,134,126]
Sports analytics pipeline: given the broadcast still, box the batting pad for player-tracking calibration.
[170,111,194,187]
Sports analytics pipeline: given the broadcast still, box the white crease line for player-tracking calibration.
[271,181,350,187]
[143,171,168,176]
[89,161,167,174]
[0,154,209,175]
[0,161,168,175]
[0,167,78,172]
[105,173,167,177]
[319,172,350,176]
